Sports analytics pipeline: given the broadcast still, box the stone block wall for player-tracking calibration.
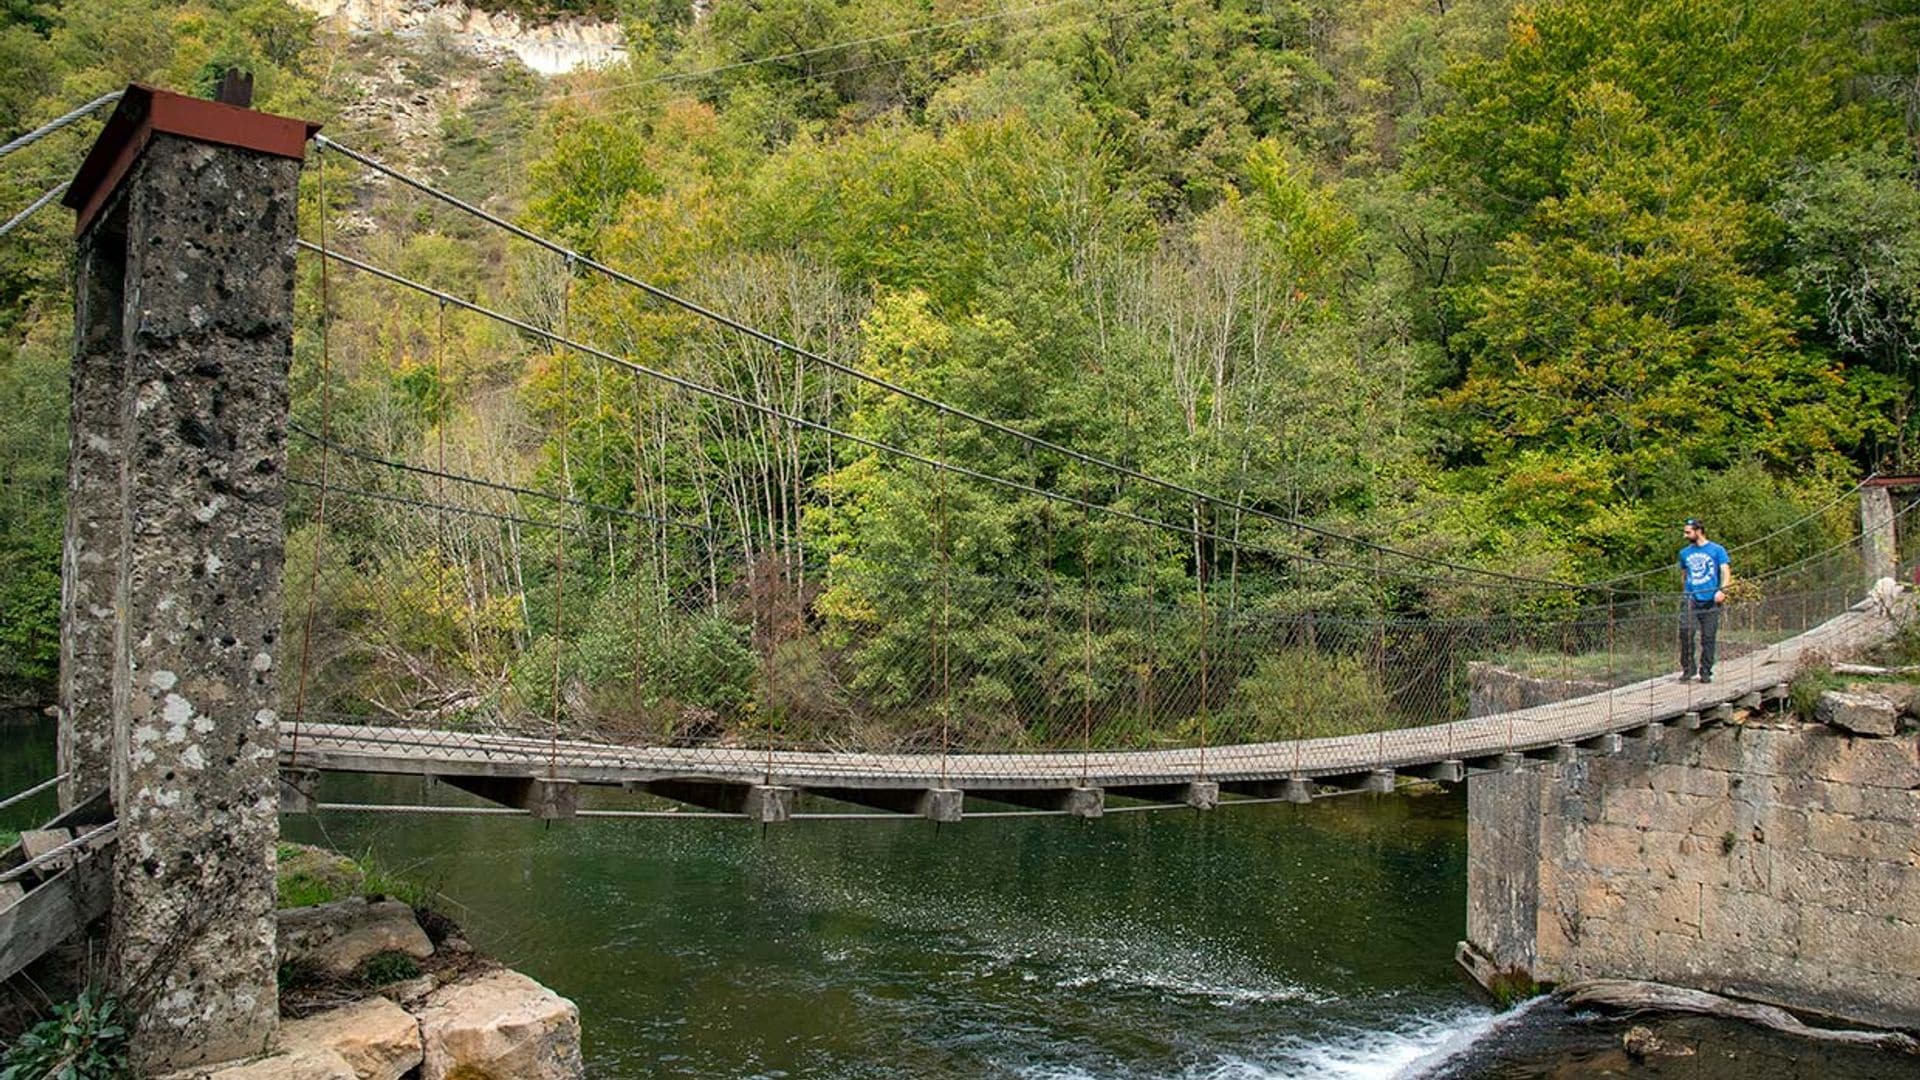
[1467,720,1920,1030]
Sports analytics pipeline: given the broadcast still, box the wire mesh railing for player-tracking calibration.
[268,133,1911,795]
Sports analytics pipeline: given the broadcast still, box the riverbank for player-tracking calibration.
[170,843,588,1078]
[282,774,1920,1078]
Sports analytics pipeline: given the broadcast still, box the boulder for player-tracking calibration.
[278,843,367,901]
[1815,689,1901,738]
[1874,681,1918,718]
[380,973,441,1008]
[279,997,423,1080]
[161,1047,359,1080]
[415,969,584,1080]
[279,897,434,978]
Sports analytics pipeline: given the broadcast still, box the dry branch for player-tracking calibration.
[1558,979,1920,1055]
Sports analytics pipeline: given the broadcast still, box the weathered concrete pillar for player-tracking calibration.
[57,223,127,808]
[1860,484,1896,585]
[63,86,315,1073]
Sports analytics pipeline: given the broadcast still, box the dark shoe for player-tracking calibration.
[1698,675,1712,684]
[1680,671,1696,682]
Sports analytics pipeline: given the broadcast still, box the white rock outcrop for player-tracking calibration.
[293,0,626,74]
[278,897,435,978]
[415,969,585,1080]
[279,997,424,1080]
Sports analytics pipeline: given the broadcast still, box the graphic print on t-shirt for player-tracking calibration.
[1679,542,1727,600]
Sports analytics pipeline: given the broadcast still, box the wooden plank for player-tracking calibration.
[0,842,113,981]
[18,830,73,875]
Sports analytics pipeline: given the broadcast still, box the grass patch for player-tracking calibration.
[0,829,18,851]
[278,872,348,909]
[275,843,440,911]
[363,859,438,910]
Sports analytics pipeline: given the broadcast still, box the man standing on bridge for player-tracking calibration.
[1678,517,1730,683]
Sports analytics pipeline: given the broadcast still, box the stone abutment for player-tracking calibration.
[1462,711,1920,1030]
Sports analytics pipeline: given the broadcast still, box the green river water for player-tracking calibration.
[3,715,1911,1078]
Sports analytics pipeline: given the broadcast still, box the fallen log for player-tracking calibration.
[1558,979,1920,1055]
[1831,662,1920,676]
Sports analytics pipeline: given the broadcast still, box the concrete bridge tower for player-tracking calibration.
[57,85,315,1073]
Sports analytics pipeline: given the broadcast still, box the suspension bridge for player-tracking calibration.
[276,591,1904,822]
[0,85,1916,1071]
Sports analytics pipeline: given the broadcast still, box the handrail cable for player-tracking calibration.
[311,135,1611,595]
[300,240,1580,594]
[287,477,592,534]
[0,773,66,814]
[1589,473,1879,587]
[287,422,714,535]
[0,822,117,884]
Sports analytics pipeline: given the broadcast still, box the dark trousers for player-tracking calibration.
[1679,597,1720,678]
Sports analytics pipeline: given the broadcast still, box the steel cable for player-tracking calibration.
[0,91,121,159]
[311,134,1611,595]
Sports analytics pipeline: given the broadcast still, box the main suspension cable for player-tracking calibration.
[311,135,1606,594]
[299,239,1561,594]
[287,422,713,536]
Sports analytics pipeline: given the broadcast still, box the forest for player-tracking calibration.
[0,0,1915,750]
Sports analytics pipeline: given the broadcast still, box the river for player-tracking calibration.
[1,716,1909,1077]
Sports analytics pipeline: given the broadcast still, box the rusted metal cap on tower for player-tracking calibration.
[62,83,320,236]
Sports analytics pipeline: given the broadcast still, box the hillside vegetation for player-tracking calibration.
[0,0,1914,743]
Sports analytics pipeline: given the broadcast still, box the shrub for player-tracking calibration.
[1215,648,1396,741]
[359,951,421,986]
[1,987,129,1080]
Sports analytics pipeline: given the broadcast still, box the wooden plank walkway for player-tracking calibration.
[280,594,1905,801]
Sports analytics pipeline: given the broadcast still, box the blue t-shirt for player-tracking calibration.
[1679,541,1729,601]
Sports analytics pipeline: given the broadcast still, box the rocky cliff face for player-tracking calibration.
[293,0,626,75]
